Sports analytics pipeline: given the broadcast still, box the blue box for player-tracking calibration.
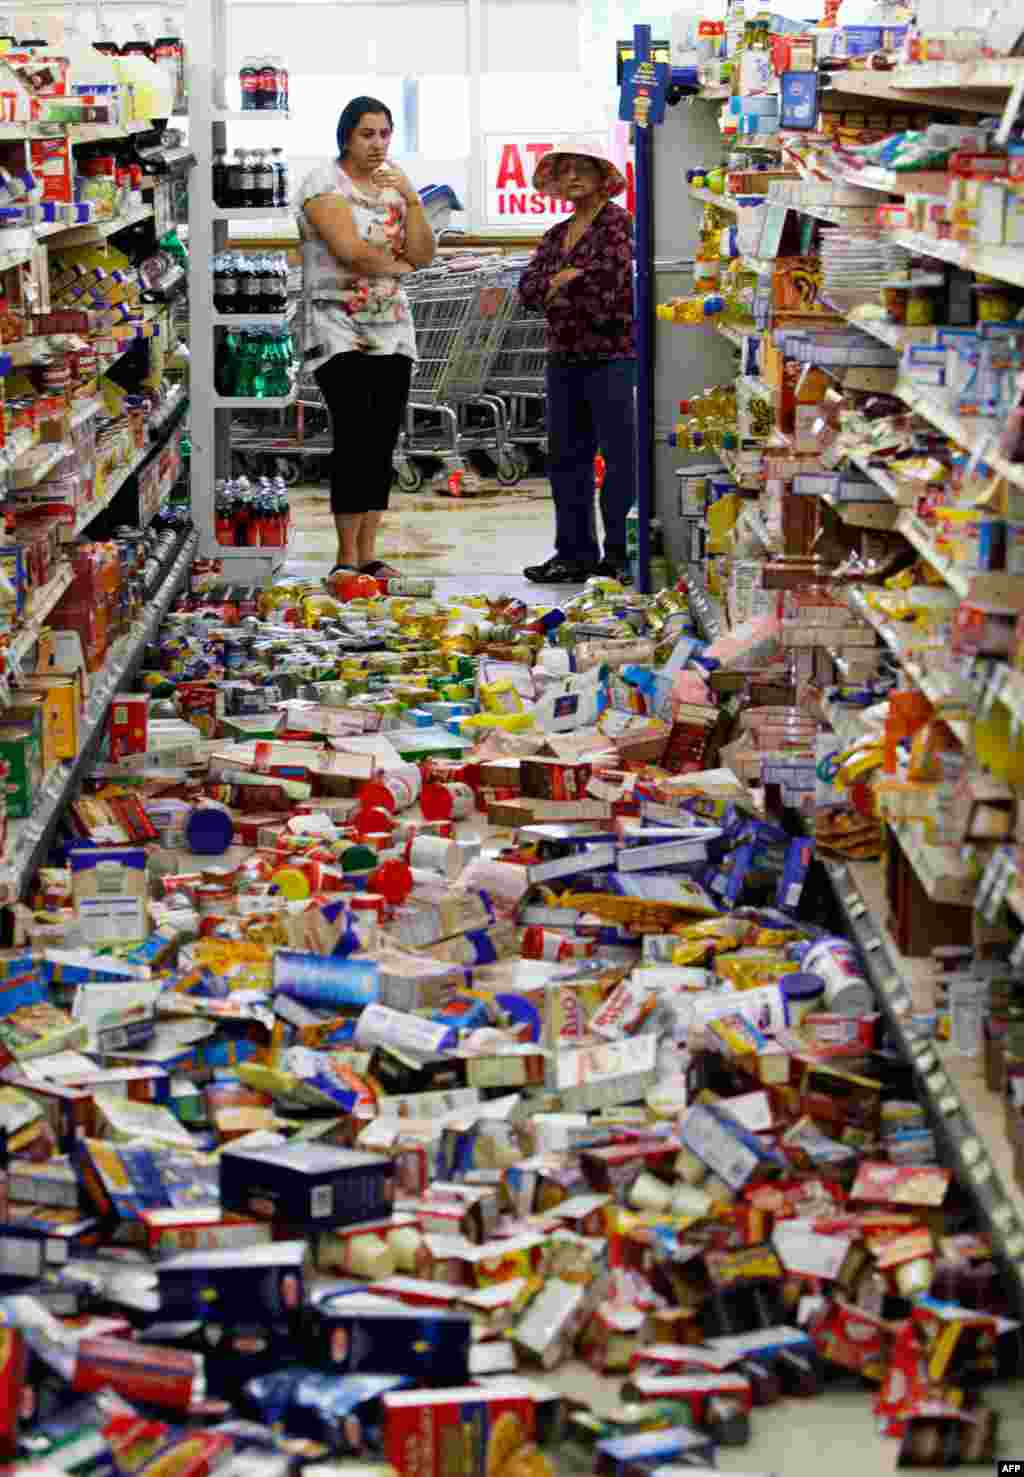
[219,1142,394,1228]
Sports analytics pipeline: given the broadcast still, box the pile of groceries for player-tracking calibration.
[0,561,1017,1477]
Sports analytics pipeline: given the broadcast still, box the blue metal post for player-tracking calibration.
[632,23,653,595]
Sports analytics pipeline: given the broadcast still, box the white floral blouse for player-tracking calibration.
[295,159,417,370]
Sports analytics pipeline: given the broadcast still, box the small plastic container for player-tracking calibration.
[781,971,826,1026]
[185,801,234,855]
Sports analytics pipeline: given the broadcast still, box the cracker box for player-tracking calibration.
[154,1238,308,1323]
[382,1384,543,1477]
[69,847,147,946]
[219,1142,395,1228]
[306,1293,472,1382]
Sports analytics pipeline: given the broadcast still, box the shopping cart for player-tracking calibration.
[484,259,548,481]
[395,260,520,491]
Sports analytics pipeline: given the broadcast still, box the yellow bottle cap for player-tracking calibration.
[272,867,311,901]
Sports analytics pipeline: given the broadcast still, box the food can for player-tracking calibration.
[521,925,595,962]
[406,833,462,879]
[419,780,475,822]
[799,936,873,1016]
[358,763,421,815]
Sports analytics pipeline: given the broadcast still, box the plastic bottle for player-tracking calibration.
[154,15,185,111]
[212,146,228,207]
[237,149,255,207]
[270,147,288,207]
[254,149,274,208]
[0,17,16,52]
[239,54,259,112]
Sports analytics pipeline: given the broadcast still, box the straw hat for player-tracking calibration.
[532,136,628,200]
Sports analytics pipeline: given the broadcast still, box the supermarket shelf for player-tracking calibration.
[214,386,297,409]
[891,817,976,904]
[891,229,1024,292]
[7,307,163,376]
[0,528,197,902]
[9,439,71,488]
[212,312,290,326]
[687,186,738,212]
[847,313,933,356]
[827,858,1024,1314]
[896,509,971,597]
[889,59,1024,92]
[64,388,188,540]
[845,587,971,745]
[212,206,294,221]
[214,110,291,123]
[819,488,900,529]
[43,205,154,250]
[824,69,1001,115]
[892,376,1024,494]
[5,563,74,673]
[847,451,906,502]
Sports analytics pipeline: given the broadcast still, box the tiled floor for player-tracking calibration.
[280,477,584,599]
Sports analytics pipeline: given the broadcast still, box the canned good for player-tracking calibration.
[419,780,475,822]
[358,764,422,814]
[521,925,595,962]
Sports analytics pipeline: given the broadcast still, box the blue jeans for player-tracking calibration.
[546,357,637,566]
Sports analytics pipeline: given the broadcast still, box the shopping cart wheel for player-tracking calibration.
[512,447,533,478]
[495,451,522,487]
[275,458,300,485]
[396,460,423,492]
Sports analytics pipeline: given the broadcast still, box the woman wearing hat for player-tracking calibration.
[518,137,636,585]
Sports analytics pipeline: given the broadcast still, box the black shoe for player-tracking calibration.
[594,557,633,584]
[523,556,594,584]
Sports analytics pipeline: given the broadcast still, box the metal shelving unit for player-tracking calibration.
[826,859,1024,1313]
[0,529,197,903]
[186,0,292,579]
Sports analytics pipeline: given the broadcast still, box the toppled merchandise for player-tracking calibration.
[0,562,1020,1476]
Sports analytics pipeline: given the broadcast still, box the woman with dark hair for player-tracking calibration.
[296,96,435,579]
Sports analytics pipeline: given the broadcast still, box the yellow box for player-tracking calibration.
[23,676,79,763]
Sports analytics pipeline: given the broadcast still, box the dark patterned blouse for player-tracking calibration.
[518,200,636,364]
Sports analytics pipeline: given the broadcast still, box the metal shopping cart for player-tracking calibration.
[396,260,520,491]
[484,258,548,482]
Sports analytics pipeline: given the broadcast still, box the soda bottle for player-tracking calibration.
[241,255,260,315]
[254,149,274,208]
[239,55,259,111]
[258,56,278,111]
[212,146,228,207]
[238,149,256,207]
[228,149,246,208]
[215,480,234,544]
[154,15,185,110]
[270,147,288,207]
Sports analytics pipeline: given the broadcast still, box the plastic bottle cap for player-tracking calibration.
[271,867,311,901]
[340,843,378,873]
[367,859,413,906]
[185,803,234,856]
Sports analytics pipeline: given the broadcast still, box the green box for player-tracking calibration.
[0,716,43,818]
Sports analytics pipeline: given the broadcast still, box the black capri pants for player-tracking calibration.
[314,350,413,515]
